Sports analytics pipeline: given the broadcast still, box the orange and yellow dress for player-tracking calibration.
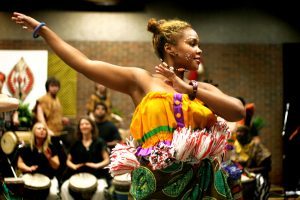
[110,92,233,200]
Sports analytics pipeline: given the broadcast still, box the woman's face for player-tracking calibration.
[79,118,93,136]
[172,28,202,71]
[34,123,47,140]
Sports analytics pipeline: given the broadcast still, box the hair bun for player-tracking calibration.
[147,18,161,34]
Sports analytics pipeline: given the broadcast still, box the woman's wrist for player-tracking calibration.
[188,80,198,100]
[33,22,46,38]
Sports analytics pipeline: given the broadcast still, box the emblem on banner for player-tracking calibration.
[7,57,34,101]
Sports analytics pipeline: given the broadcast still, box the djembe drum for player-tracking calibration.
[22,173,51,200]
[112,173,131,200]
[1,131,31,155]
[68,172,98,200]
[241,173,256,200]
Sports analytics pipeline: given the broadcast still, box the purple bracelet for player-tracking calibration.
[33,22,46,39]
[188,80,198,100]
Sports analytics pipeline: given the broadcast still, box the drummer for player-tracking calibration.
[60,116,110,200]
[17,122,60,200]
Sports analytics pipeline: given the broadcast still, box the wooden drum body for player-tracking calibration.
[4,177,25,198]
[112,173,131,200]
[1,131,31,155]
[69,172,98,200]
[241,174,256,200]
[22,173,51,200]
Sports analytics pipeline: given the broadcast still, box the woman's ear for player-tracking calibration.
[164,43,176,56]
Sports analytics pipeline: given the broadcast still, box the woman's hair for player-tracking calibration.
[30,122,51,153]
[76,116,98,140]
[147,18,191,59]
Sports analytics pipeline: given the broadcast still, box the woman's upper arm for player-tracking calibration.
[66,154,72,166]
[102,149,110,163]
[79,60,144,95]
[198,82,245,121]
[199,82,223,94]
[17,156,25,168]
[52,155,60,165]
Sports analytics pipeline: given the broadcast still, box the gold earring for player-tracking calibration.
[170,52,177,56]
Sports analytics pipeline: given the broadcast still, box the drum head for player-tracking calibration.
[22,173,51,190]
[112,173,131,192]
[69,173,98,192]
[113,173,131,185]
[241,174,255,183]
[1,131,18,154]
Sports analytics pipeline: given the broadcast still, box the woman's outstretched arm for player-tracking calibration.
[11,12,140,95]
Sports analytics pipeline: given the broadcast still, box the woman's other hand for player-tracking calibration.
[155,63,190,94]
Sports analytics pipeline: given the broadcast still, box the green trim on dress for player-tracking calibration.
[137,126,175,143]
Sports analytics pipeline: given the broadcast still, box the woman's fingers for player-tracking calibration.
[12,12,38,31]
[155,64,164,73]
[161,61,168,68]
[155,64,176,81]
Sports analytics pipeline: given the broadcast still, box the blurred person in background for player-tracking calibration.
[17,122,60,200]
[93,102,122,152]
[60,117,110,200]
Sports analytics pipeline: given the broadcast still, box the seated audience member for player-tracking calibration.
[231,125,271,200]
[93,102,122,152]
[60,117,110,200]
[17,122,60,200]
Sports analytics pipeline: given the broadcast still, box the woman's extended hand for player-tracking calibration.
[155,62,191,94]
[11,12,41,32]
[44,147,53,160]
[85,162,99,169]
[72,163,84,171]
[28,165,38,173]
